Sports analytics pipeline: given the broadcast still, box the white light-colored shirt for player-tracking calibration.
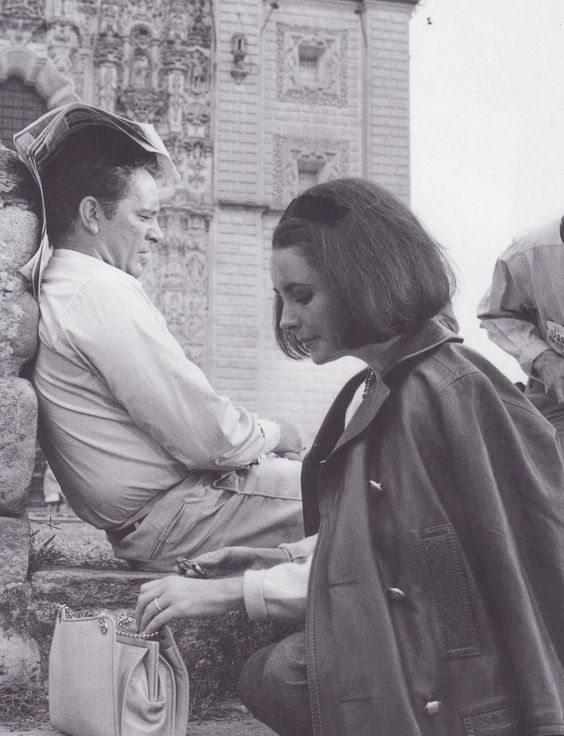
[33,249,280,529]
[478,218,564,376]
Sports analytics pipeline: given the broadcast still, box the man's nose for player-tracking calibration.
[148,219,163,243]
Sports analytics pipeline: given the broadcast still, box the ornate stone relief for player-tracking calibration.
[276,22,348,107]
[273,134,350,206]
[0,0,46,45]
[140,209,208,364]
[1,0,214,366]
[47,20,79,75]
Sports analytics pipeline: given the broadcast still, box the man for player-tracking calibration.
[31,123,304,571]
[478,216,564,443]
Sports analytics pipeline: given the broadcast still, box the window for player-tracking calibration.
[297,153,326,192]
[0,76,47,150]
[298,42,325,88]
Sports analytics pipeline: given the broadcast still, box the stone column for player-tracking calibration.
[0,145,42,689]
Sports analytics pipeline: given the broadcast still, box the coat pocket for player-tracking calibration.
[463,703,522,736]
[419,524,481,658]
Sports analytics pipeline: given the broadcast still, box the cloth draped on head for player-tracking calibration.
[13,102,179,298]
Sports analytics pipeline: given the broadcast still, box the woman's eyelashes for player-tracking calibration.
[292,289,313,305]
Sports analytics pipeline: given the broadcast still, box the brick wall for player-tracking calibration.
[212,0,414,443]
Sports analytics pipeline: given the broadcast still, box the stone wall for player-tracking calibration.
[0,145,42,691]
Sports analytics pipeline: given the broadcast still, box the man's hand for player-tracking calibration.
[272,418,305,458]
[533,349,564,402]
[175,546,287,578]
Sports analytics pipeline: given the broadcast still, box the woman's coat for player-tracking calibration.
[301,320,564,736]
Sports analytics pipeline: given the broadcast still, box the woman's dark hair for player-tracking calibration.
[41,126,161,243]
[272,177,457,358]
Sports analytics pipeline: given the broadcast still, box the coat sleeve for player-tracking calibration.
[435,370,564,692]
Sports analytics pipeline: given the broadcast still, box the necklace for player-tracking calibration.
[362,369,376,399]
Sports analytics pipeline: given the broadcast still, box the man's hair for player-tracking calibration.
[41,126,161,243]
[272,177,457,359]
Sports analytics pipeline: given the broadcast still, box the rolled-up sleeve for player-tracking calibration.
[478,253,549,376]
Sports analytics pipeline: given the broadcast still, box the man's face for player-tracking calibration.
[97,168,162,278]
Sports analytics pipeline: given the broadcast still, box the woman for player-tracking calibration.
[136,178,564,736]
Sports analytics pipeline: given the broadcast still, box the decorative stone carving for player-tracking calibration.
[47,19,79,73]
[0,0,46,44]
[93,26,123,65]
[163,135,212,205]
[186,0,211,47]
[117,88,168,123]
[276,22,348,107]
[1,0,214,367]
[273,134,350,206]
[141,209,208,364]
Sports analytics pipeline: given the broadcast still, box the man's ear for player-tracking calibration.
[78,196,100,235]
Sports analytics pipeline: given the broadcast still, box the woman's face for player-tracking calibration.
[270,245,345,364]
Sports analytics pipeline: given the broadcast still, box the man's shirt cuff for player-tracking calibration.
[257,419,281,455]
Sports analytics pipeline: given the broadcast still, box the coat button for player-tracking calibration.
[387,587,407,602]
[368,480,384,493]
[424,701,441,716]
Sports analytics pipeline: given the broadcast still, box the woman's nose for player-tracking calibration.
[280,303,299,330]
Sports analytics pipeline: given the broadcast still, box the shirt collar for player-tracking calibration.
[49,248,139,283]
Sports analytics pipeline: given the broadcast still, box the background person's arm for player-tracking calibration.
[478,253,549,376]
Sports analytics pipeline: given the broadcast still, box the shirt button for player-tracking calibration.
[387,587,407,602]
[424,701,441,716]
[368,480,384,493]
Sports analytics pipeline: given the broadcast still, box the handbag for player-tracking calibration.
[48,604,189,736]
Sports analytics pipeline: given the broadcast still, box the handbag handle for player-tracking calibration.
[56,605,162,641]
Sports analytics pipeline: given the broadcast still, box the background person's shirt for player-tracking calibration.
[478,218,564,376]
[33,249,280,529]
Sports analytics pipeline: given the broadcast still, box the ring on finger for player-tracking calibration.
[153,597,163,613]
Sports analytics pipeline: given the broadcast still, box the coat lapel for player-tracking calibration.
[327,378,390,458]
[322,321,463,461]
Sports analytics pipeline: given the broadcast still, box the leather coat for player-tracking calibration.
[301,320,564,736]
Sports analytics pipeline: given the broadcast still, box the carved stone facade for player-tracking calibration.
[0,0,419,441]
[0,0,213,364]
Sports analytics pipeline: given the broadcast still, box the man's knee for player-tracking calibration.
[238,632,312,736]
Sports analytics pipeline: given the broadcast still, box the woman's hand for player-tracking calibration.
[175,546,288,578]
[135,575,245,635]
